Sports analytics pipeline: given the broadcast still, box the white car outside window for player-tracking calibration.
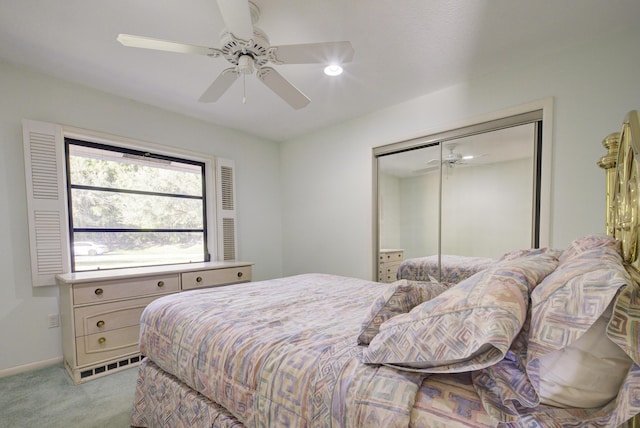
[73,241,108,256]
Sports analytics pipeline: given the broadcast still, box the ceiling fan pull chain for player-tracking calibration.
[242,73,247,104]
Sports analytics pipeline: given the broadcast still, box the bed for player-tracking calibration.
[131,111,640,428]
[396,254,496,284]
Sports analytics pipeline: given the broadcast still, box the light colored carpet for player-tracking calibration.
[0,363,137,428]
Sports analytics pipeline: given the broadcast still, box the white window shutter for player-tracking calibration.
[22,119,70,286]
[215,158,237,261]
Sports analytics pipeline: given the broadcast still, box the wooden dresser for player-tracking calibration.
[56,261,253,383]
[378,249,404,282]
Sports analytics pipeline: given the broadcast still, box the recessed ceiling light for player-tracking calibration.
[324,64,343,76]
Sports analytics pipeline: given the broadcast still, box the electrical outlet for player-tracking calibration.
[48,314,60,328]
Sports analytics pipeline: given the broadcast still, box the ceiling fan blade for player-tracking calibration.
[117,34,222,57]
[216,0,254,41]
[269,41,355,65]
[412,166,438,174]
[199,68,239,102]
[256,67,310,109]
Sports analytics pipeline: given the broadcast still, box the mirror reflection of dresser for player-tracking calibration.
[378,249,404,282]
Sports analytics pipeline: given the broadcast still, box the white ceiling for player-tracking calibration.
[379,123,536,177]
[1,0,638,142]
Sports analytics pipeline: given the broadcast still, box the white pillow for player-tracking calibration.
[536,303,633,408]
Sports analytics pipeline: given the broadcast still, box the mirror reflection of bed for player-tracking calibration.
[376,117,542,283]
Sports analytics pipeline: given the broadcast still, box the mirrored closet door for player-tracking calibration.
[374,111,544,282]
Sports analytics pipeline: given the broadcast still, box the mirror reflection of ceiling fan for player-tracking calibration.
[413,145,487,174]
[117,0,355,109]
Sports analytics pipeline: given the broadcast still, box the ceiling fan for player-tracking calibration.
[117,0,354,109]
[413,145,485,174]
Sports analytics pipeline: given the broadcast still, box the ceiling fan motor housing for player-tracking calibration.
[220,28,270,70]
[444,151,462,163]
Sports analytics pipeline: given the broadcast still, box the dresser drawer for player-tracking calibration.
[379,260,401,283]
[73,274,180,305]
[73,295,162,337]
[379,272,397,282]
[379,250,403,262]
[380,262,401,275]
[181,266,252,290]
[76,325,140,366]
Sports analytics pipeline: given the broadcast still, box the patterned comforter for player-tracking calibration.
[134,274,433,427]
[131,248,640,427]
[396,254,495,284]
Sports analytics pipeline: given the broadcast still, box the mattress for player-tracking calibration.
[132,273,493,427]
[132,359,496,427]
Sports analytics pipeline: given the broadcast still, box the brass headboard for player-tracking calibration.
[599,110,640,273]
[599,110,640,428]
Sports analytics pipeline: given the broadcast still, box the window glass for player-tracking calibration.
[66,140,208,272]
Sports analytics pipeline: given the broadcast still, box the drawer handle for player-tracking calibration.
[94,288,104,296]
[196,276,203,283]
[98,337,106,344]
[237,272,243,278]
[157,281,165,287]
[96,320,105,328]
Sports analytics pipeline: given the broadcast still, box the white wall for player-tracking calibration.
[0,60,283,373]
[440,158,533,258]
[378,173,401,249]
[280,28,640,280]
[389,158,532,260]
[397,172,439,259]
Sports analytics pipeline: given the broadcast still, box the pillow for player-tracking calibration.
[357,279,449,345]
[360,252,558,373]
[557,233,619,264]
[526,234,633,408]
[535,302,632,408]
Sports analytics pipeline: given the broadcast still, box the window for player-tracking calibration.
[66,140,209,271]
[22,119,237,286]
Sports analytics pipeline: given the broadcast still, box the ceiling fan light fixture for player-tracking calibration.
[238,54,254,74]
[324,64,343,76]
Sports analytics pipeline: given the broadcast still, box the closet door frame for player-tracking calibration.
[372,99,553,281]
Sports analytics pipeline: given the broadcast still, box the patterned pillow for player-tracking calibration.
[557,233,619,264]
[357,279,449,345]
[526,234,633,408]
[360,251,558,373]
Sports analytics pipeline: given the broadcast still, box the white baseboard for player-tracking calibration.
[0,356,63,378]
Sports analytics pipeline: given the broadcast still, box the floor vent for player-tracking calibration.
[78,354,142,381]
